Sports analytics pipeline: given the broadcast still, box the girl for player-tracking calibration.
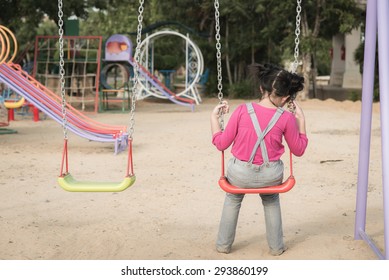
[210,63,308,255]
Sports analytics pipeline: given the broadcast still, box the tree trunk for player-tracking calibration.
[239,61,245,82]
[311,53,317,99]
[300,52,311,101]
[298,0,323,100]
[251,23,255,64]
[309,0,323,100]
[300,10,310,101]
[233,63,237,83]
[225,18,233,85]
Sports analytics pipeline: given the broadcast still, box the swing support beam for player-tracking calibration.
[355,0,389,260]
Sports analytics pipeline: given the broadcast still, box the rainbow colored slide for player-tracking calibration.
[0,62,128,153]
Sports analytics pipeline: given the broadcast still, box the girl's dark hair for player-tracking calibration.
[256,63,304,100]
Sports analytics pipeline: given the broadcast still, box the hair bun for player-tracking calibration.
[254,63,304,98]
[289,74,304,93]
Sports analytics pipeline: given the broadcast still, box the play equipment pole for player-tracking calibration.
[355,0,388,260]
[354,0,376,241]
[377,0,389,260]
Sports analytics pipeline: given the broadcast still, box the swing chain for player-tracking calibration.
[58,0,68,140]
[128,0,144,140]
[292,0,302,73]
[214,0,224,130]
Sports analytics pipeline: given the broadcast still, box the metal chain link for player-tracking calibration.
[214,0,301,118]
[57,0,68,140]
[128,0,144,140]
[214,0,224,130]
[292,0,302,73]
[288,0,302,113]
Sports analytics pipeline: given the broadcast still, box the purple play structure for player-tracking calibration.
[355,0,389,260]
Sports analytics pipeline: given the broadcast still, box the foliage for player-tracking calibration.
[153,37,186,70]
[1,0,365,99]
[314,38,332,75]
[0,0,107,63]
[226,79,256,99]
[79,1,139,41]
[319,0,365,37]
[0,0,107,29]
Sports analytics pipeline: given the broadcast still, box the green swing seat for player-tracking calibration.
[58,173,136,192]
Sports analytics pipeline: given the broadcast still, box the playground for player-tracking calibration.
[0,0,388,262]
[0,97,384,260]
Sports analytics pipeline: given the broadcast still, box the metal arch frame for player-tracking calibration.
[0,25,18,64]
[136,30,204,104]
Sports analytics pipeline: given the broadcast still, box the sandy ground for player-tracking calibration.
[0,97,385,260]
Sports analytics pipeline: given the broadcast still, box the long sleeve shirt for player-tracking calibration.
[212,103,308,165]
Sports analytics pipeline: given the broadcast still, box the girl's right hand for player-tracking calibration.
[212,100,229,116]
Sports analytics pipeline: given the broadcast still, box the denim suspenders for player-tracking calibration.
[246,103,284,166]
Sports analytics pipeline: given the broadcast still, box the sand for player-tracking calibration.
[0,97,384,260]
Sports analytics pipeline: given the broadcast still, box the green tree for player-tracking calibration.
[130,0,364,99]
[1,0,365,99]
[282,0,364,99]
[0,0,107,62]
[80,1,140,39]
[0,0,107,29]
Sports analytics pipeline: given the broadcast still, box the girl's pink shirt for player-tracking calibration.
[212,103,308,165]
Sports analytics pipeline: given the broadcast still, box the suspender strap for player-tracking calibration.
[246,103,284,164]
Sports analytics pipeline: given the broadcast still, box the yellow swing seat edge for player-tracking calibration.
[57,173,136,192]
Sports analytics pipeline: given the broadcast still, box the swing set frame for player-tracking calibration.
[355,0,389,260]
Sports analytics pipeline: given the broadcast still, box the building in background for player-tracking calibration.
[329,0,366,90]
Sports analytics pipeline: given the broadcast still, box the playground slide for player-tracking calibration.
[128,58,195,111]
[0,63,128,153]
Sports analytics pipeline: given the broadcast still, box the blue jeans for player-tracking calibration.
[216,158,285,254]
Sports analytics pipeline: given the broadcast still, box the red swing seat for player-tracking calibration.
[218,175,295,194]
[218,151,295,194]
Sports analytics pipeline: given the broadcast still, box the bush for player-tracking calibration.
[227,80,257,99]
[154,54,180,70]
